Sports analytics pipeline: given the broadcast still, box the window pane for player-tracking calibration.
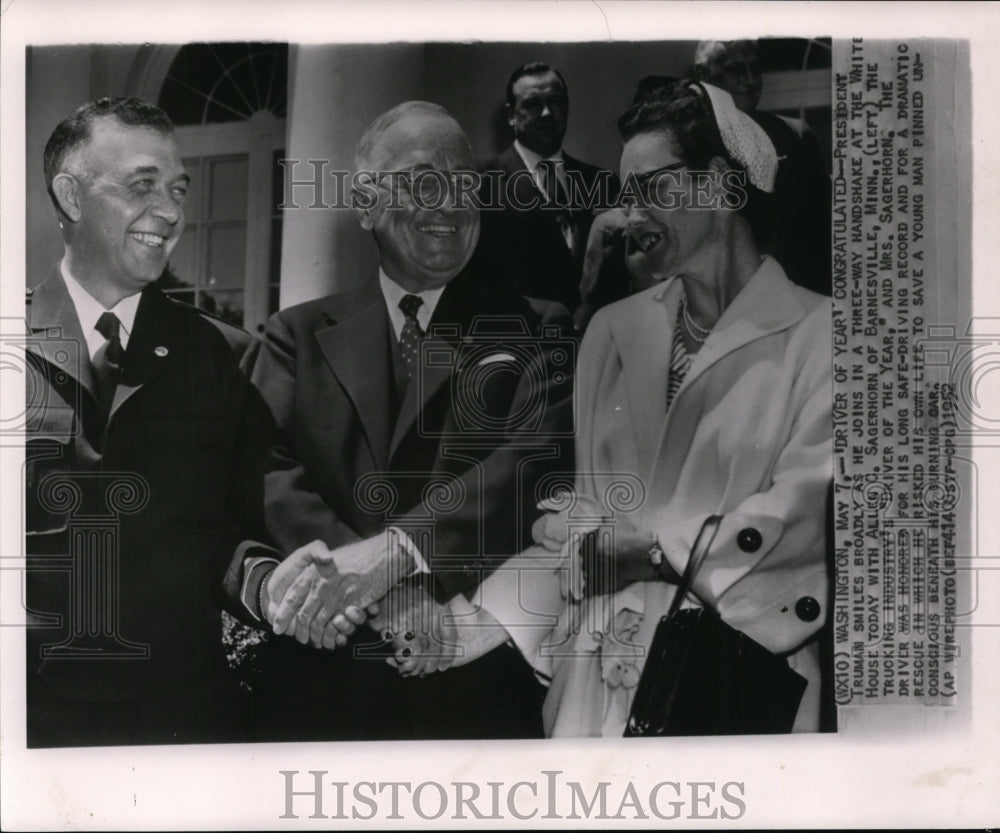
[166,229,198,289]
[209,157,249,223]
[158,43,288,126]
[181,157,203,224]
[201,289,244,327]
[207,225,246,291]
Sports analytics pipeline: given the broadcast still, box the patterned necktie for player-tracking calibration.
[93,311,123,416]
[537,159,576,254]
[398,294,425,380]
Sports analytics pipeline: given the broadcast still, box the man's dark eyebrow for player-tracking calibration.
[129,165,191,185]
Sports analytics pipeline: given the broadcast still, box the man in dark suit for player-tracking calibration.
[228,101,574,741]
[471,62,619,317]
[694,39,832,295]
[24,97,273,747]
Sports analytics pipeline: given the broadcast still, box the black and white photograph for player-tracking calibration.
[1,1,997,828]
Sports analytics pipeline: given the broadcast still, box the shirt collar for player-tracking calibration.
[60,261,142,356]
[513,139,564,174]
[378,268,446,339]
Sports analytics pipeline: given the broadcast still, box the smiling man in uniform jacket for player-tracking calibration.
[25,97,274,747]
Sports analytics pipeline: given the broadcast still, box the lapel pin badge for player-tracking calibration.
[154,346,169,357]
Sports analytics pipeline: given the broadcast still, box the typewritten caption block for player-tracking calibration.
[831,39,969,707]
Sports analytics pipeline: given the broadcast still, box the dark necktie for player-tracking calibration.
[93,311,123,416]
[398,294,424,381]
[537,159,576,253]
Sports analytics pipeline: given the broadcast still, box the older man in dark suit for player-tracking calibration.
[228,101,574,741]
[25,97,274,747]
[471,63,619,317]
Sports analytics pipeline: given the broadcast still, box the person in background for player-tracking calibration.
[471,62,619,318]
[694,39,832,296]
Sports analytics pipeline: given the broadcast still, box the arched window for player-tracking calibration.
[154,43,288,333]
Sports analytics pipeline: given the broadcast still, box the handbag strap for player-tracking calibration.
[665,514,723,619]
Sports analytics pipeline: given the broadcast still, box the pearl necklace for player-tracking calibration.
[680,294,712,344]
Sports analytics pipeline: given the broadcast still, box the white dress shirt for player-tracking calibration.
[378,269,445,339]
[513,139,569,198]
[60,263,142,361]
[513,140,575,251]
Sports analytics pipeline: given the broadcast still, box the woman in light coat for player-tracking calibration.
[430,81,832,736]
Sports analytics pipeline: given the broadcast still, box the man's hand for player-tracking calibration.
[372,584,458,677]
[269,535,413,648]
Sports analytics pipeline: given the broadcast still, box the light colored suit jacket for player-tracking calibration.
[482,256,832,735]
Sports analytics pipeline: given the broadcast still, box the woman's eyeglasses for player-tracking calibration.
[627,161,688,207]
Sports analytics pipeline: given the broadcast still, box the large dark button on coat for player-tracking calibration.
[736,527,762,553]
[795,596,821,622]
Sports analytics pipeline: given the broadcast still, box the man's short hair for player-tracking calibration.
[43,96,175,205]
[504,62,569,107]
[692,39,759,75]
[354,100,464,171]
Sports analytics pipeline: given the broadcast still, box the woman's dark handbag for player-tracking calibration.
[624,516,807,737]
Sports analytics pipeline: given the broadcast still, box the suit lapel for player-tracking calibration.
[562,153,605,221]
[109,286,187,421]
[613,279,676,475]
[314,289,394,470]
[26,269,98,399]
[646,257,813,498]
[498,146,541,207]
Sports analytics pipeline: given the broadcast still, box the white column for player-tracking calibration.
[279,44,426,308]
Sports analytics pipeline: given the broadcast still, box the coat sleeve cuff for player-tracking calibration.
[240,553,280,624]
[471,546,564,682]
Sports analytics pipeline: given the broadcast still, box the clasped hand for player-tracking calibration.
[370,584,458,677]
[265,536,409,650]
[533,492,676,599]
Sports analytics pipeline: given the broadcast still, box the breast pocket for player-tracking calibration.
[451,356,525,433]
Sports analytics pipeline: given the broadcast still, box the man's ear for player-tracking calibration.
[354,203,374,231]
[51,173,83,223]
[505,103,515,128]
